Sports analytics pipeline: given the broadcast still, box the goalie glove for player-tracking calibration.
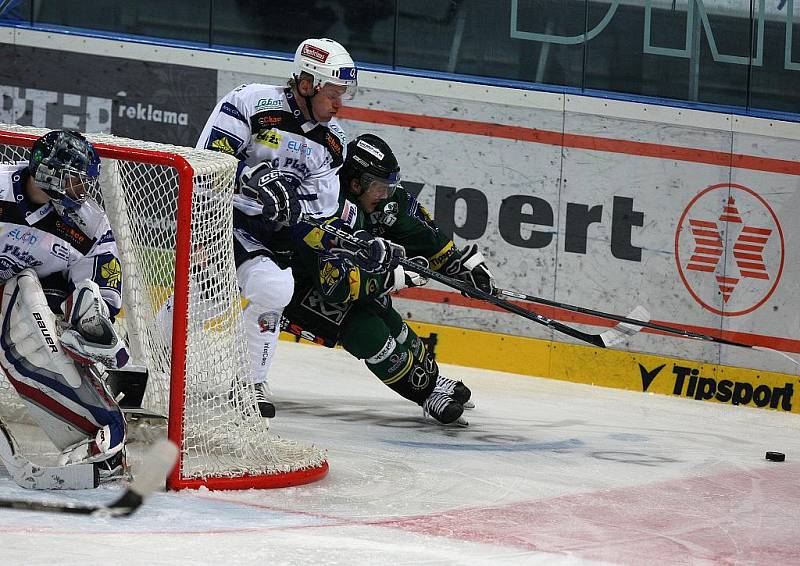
[60,280,130,369]
[380,256,429,295]
[240,162,301,226]
[445,244,496,295]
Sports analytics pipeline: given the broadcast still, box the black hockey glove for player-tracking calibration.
[240,163,302,226]
[446,244,495,294]
[380,256,429,296]
[347,231,405,273]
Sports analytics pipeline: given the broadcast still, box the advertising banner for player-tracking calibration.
[0,44,217,146]
[216,70,799,375]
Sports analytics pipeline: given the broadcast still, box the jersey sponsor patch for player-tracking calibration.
[50,242,70,262]
[341,200,359,228]
[206,127,243,155]
[305,125,344,167]
[256,129,282,149]
[94,254,123,292]
[253,111,286,130]
[255,97,283,112]
[50,218,93,255]
[220,101,248,124]
[325,132,343,157]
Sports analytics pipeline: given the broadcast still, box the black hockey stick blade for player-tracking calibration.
[0,439,178,517]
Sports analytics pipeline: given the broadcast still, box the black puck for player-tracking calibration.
[765,451,785,462]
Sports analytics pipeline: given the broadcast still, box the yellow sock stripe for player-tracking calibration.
[381,353,415,386]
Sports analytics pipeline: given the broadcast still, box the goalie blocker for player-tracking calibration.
[0,270,128,488]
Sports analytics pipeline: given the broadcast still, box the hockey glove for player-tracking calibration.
[380,256,429,295]
[446,244,495,294]
[346,231,405,273]
[240,163,301,226]
[60,280,130,369]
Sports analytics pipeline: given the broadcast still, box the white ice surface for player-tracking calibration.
[1,340,799,566]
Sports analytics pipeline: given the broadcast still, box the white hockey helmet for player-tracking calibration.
[293,38,358,98]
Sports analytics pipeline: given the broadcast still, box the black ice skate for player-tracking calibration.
[253,382,276,418]
[422,391,468,426]
[434,375,473,408]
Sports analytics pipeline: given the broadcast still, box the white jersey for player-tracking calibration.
[0,163,123,316]
[197,83,347,218]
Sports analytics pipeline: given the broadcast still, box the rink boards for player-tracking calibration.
[1,28,799,412]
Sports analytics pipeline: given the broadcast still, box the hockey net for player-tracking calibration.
[0,124,327,490]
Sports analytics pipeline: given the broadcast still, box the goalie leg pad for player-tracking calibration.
[0,270,126,462]
[60,279,130,369]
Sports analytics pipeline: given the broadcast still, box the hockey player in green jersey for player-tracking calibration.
[285,134,495,425]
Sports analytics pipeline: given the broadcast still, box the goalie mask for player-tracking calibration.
[293,37,358,99]
[29,130,100,214]
[340,134,401,212]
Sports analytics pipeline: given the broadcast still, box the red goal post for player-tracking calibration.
[0,124,327,490]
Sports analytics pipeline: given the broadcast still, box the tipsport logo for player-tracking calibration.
[675,183,784,316]
[639,363,794,411]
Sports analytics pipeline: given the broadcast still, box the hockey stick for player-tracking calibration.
[304,218,649,348]
[496,287,800,366]
[0,439,178,517]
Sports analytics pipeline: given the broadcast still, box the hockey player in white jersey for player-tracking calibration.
[198,37,356,218]
[0,130,131,488]
[194,37,357,418]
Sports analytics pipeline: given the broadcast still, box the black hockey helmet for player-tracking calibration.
[29,130,100,210]
[340,133,401,199]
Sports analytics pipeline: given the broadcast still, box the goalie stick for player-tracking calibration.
[304,217,649,348]
[496,287,800,366]
[0,439,178,517]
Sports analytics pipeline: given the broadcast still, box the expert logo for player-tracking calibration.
[675,183,784,316]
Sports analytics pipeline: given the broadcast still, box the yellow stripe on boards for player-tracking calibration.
[280,320,799,415]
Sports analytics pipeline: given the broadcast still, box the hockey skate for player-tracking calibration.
[228,380,275,419]
[422,391,468,426]
[253,382,276,418]
[434,375,474,408]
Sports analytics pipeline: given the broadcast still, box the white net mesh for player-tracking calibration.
[0,124,326,488]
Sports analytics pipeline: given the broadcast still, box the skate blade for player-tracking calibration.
[452,415,469,427]
[463,400,475,410]
[422,413,470,427]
